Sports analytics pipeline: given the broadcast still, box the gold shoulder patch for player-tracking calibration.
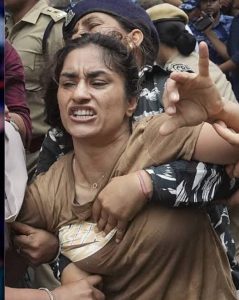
[42,6,66,22]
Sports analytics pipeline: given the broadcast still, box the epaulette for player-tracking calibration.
[42,6,66,22]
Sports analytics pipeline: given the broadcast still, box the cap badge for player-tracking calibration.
[65,9,75,27]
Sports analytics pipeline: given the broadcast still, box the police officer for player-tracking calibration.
[5,0,66,179]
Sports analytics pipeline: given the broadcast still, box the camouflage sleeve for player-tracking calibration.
[145,160,238,207]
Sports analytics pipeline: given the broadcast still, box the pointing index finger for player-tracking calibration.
[198,41,210,78]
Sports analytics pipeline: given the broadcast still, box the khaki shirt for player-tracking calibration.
[6,0,66,137]
[17,117,237,299]
[18,114,202,232]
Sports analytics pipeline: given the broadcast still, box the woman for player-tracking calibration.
[17,33,239,299]
[13,0,239,289]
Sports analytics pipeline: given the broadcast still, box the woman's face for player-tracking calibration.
[71,12,128,40]
[57,44,136,143]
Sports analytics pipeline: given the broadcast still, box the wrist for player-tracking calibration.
[136,170,153,200]
[207,97,226,123]
[212,101,237,128]
[39,288,56,300]
[48,241,61,264]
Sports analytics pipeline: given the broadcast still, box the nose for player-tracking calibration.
[72,82,91,103]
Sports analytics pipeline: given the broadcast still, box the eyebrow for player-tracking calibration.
[81,16,102,27]
[59,70,110,79]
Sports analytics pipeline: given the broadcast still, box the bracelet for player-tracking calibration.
[39,288,56,300]
[136,170,150,200]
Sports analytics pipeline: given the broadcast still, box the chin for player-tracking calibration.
[71,130,98,140]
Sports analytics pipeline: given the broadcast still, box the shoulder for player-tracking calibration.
[33,152,73,190]
[41,6,66,23]
[45,151,73,173]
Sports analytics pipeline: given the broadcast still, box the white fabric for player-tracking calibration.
[59,222,116,262]
[5,121,28,222]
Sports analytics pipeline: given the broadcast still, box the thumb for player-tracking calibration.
[213,123,238,145]
[11,222,35,235]
[87,275,103,287]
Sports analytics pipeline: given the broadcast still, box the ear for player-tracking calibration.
[126,29,144,48]
[126,97,137,117]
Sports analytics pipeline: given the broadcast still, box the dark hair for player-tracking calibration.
[45,33,139,134]
[154,21,196,56]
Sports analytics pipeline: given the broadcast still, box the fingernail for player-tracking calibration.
[172,93,178,101]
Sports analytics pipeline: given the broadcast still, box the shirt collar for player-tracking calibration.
[21,0,49,25]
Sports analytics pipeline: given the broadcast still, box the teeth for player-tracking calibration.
[73,109,94,117]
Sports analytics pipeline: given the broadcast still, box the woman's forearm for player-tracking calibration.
[5,287,49,300]
[61,262,90,284]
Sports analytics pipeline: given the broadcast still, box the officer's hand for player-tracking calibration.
[53,276,105,300]
[92,171,152,243]
[11,222,59,266]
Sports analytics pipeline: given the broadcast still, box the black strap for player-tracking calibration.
[42,19,55,57]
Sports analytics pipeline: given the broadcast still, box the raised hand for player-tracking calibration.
[160,41,224,135]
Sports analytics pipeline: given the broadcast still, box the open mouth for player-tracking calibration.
[70,108,96,120]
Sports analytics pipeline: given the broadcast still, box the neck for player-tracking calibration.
[11,0,38,23]
[73,131,130,185]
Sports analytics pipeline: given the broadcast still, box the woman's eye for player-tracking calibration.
[91,80,107,87]
[88,23,102,31]
[60,82,77,89]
